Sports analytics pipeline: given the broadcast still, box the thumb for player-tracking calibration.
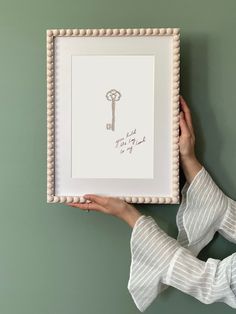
[83,194,108,206]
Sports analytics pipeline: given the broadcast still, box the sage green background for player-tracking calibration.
[0,0,236,313]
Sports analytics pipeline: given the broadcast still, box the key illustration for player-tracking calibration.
[106,89,121,131]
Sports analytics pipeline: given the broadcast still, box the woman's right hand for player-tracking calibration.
[179,96,203,183]
[67,194,142,228]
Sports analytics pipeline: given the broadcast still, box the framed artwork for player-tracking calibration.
[47,28,180,204]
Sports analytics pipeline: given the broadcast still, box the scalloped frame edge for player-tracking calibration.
[46,27,180,204]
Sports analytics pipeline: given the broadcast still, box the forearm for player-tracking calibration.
[118,204,142,228]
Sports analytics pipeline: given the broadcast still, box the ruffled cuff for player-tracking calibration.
[177,166,229,255]
[218,197,236,243]
[127,215,181,312]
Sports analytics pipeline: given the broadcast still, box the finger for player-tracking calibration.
[78,202,105,211]
[180,96,194,135]
[179,96,194,135]
[67,202,104,212]
[83,194,109,207]
[179,111,191,137]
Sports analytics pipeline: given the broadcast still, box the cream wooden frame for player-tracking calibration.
[47,28,180,204]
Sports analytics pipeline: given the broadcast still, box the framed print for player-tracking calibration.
[46,28,180,204]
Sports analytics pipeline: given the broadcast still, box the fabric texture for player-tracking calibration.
[127,166,236,312]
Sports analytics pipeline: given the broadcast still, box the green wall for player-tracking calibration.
[0,0,236,313]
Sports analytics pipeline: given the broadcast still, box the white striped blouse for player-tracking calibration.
[127,166,236,312]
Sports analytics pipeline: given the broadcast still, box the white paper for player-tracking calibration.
[71,55,155,179]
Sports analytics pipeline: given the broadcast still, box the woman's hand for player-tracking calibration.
[179,96,202,183]
[67,195,142,228]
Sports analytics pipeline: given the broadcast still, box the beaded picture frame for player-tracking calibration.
[47,28,180,204]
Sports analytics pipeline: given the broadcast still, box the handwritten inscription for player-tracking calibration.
[114,128,146,154]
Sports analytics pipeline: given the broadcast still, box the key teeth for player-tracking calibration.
[106,123,115,131]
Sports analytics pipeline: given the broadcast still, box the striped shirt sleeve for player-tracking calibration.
[127,215,182,312]
[128,166,236,311]
[218,197,236,243]
[165,248,236,308]
[177,166,236,255]
[128,215,236,312]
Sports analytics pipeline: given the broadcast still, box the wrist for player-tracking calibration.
[180,156,202,184]
[118,204,142,228]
